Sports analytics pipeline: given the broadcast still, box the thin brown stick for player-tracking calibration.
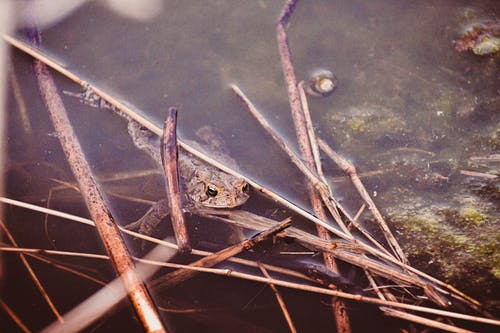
[318,138,408,264]
[194,209,445,298]
[2,245,498,330]
[160,107,190,253]
[231,84,353,240]
[230,84,329,197]
[151,219,292,290]
[0,198,500,326]
[0,299,31,333]
[21,252,107,286]
[300,78,393,259]
[304,77,399,308]
[0,194,480,312]
[29,31,166,332]
[272,5,354,316]
[0,220,63,322]
[258,263,298,333]
[382,308,474,333]
[297,81,351,235]
[305,86,401,303]
[0,197,313,284]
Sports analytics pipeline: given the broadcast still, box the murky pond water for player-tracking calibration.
[2,0,499,332]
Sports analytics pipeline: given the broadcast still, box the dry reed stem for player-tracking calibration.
[195,209,452,304]
[297,82,351,234]
[3,244,498,329]
[230,82,349,314]
[0,220,63,322]
[0,196,312,284]
[28,30,166,332]
[228,85,433,296]
[160,107,190,253]
[21,252,107,286]
[382,308,474,333]
[0,299,31,333]
[297,81,382,327]
[298,83,403,307]
[230,84,330,198]
[258,263,298,333]
[0,192,480,312]
[2,244,498,330]
[316,139,484,310]
[318,138,408,264]
[151,219,291,291]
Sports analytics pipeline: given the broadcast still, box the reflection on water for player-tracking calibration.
[3,0,499,331]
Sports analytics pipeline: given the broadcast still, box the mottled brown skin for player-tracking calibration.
[179,154,249,208]
[127,121,250,209]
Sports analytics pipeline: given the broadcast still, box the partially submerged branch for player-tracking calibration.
[28,29,166,332]
[160,107,190,253]
[151,219,292,291]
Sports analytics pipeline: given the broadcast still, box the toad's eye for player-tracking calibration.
[206,184,219,197]
[241,182,249,193]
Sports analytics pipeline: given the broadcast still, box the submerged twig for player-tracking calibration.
[318,138,408,265]
[0,220,62,322]
[0,197,312,284]
[277,2,352,331]
[258,263,298,333]
[231,84,351,239]
[28,29,166,332]
[0,299,31,333]
[2,200,498,331]
[3,244,498,330]
[151,219,292,291]
[160,107,190,253]
[230,84,328,196]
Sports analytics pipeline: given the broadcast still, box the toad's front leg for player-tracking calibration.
[125,199,170,237]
